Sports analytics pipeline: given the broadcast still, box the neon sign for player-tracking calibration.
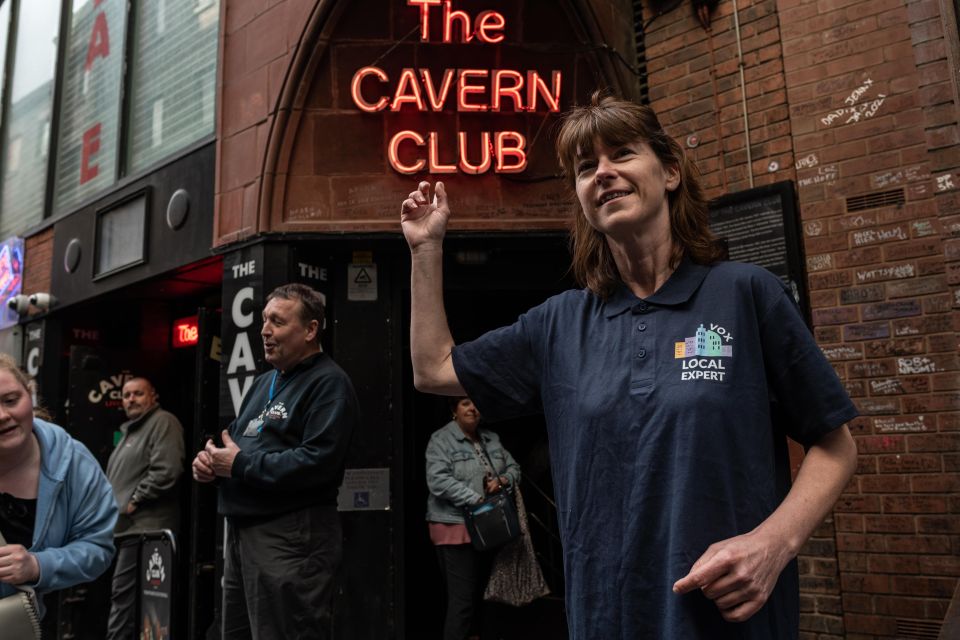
[350,1,563,175]
[172,315,200,348]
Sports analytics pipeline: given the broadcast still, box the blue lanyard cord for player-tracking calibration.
[268,371,279,403]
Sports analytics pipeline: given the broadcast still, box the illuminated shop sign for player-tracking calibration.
[350,0,563,175]
[172,315,200,348]
[0,237,23,330]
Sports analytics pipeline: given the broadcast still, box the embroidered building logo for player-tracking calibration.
[266,402,289,422]
[675,323,733,381]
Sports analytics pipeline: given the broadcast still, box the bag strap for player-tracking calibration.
[471,437,505,491]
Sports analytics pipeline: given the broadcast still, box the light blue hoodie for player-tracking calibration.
[0,419,118,617]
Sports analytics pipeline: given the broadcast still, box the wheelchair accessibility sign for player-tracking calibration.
[338,468,390,511]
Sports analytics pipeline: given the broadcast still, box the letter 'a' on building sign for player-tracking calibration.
[352,1,563,176]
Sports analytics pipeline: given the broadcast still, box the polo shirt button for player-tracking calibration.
[636,349,646,358]
[636,302,648,313]
[638,323,647,332]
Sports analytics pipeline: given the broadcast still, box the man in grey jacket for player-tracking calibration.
[105,376,185,640]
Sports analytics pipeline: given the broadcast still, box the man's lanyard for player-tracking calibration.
[268,371,281,403]
[267,369,297,406]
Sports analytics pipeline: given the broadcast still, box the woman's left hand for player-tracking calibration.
[672,529,791,623]
[484,475,507,494]
[0,544,40,585]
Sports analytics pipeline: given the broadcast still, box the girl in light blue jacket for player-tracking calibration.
[0,355,117,618]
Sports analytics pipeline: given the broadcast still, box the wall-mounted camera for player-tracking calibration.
[28,293,57,311]
[7,294,30,314]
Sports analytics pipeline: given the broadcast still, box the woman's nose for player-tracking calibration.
[595,156,615,183]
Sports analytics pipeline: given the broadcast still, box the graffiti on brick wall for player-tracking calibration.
[855,264,915,282]
[874,415,928,433]
[797,164,838,187]
[897,356,937,374]
[871,165,928,189]
[912,220,935,236]
[803,221,823,236]
[806,253,833,271]
[795,153,818,170]
[820,78,886,126]
[821,346,861,360]
[870,379,903,394]
[936,173,957,191]
[852,226,908,246]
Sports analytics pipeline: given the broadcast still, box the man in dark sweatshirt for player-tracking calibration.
[105,376,185,640]
[192,283,358,640]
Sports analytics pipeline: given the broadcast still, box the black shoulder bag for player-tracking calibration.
[462,438,521,551]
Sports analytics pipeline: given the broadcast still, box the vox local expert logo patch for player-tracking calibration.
[674,323,733,382]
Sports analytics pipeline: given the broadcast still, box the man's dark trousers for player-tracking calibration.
[222,505,342,640]
[105,537,140,639]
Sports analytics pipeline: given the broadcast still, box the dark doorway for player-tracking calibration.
[403,234,573,640]
[47,259,222,640]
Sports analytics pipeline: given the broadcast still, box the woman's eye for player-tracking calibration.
[576,161,595,174]
[614,147,633,158]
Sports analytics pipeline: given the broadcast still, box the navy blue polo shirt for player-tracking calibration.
[452,258,857,640]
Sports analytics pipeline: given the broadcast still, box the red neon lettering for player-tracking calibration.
[428,132,457,173]
[442,0,472,43]
[420,69,456,111]
[492,70,524,112]
[527,70,562,112]
[388,130,426,174]
[85,11,110,72]
[476,11,506,43]
[458,131,492,175]
[495,131,527,173]
[351,66,389,112]
[457,70,488,112]
[176,324,199,346]
[80,123,102,184]
[391,69,427,111]
[408,0,441,41]
[93,0,104,6]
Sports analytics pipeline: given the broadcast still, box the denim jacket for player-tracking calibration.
[425,421,521,524]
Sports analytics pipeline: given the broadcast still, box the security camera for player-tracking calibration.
[7,294,29,314]
[28,293,57,311]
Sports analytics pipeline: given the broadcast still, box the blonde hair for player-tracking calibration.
[0,353,31,392]
[555,91,724,298]
[0,353,50,419]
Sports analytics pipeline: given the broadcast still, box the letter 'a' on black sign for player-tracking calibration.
[708,180,810,322]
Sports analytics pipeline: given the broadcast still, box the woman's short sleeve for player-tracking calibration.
[452,310,544,422]
[760,286,858,446]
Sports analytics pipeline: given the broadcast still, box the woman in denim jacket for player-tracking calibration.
[426,396,520,640]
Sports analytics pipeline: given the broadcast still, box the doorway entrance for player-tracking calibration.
[47,259,222,639]
[403,234,573,639]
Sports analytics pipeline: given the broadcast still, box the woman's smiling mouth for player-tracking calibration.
[597,190,632,206]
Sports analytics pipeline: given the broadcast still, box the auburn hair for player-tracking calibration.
[555,91,724,298]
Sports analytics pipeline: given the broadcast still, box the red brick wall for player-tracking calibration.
[23,229,53,314]
[645,0,960,638]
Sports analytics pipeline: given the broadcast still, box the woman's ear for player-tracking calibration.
[665,163,681,192]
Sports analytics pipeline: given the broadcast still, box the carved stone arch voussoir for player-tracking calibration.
[260,0,344,230]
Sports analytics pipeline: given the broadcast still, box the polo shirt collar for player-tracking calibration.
[602,256,712,318]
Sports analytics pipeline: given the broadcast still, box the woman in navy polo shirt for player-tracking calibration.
[400,92,858,639]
